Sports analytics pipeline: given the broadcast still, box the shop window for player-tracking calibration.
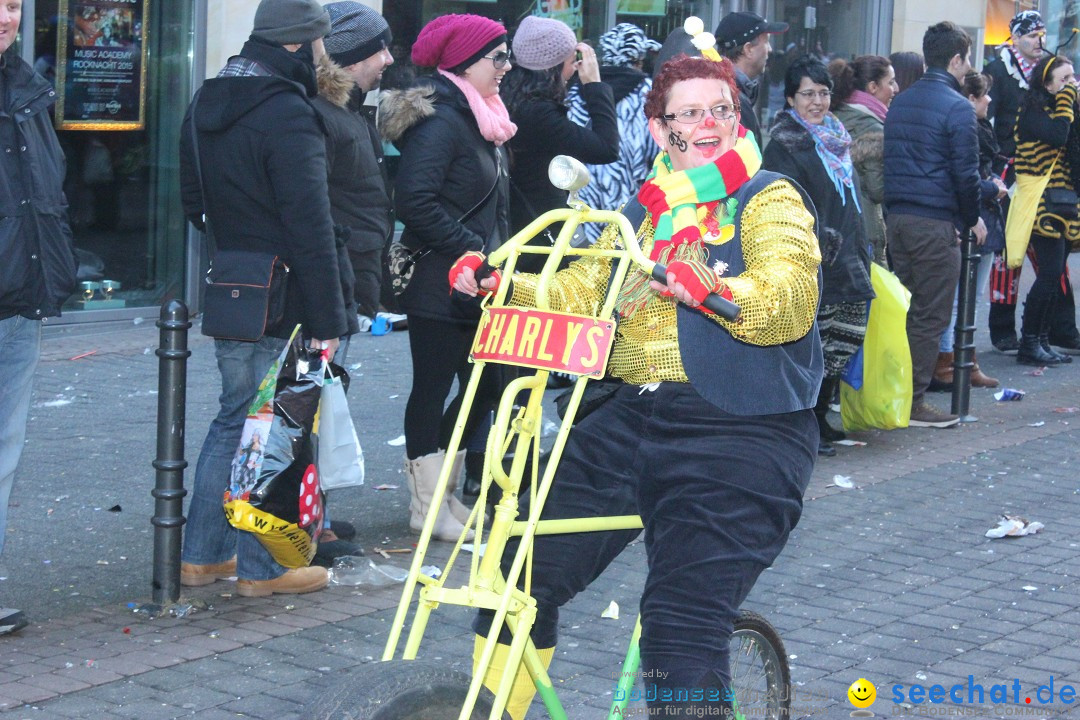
[33,0,194,318]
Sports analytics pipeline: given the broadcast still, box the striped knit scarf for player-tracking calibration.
[616,132,761,316]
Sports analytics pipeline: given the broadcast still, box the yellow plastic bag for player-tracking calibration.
[840,263,912,431]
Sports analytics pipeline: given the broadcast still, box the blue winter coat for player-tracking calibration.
[883,68,986,231]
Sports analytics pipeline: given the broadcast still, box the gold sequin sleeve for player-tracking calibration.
[506,228,619,316]
[717,179,821,346]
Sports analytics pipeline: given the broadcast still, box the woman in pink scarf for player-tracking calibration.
[377,14,517,542]
[829,55,898,266]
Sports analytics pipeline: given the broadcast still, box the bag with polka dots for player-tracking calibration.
[224,330,327,568]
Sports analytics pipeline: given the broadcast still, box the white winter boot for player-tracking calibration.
[406,452,473,542]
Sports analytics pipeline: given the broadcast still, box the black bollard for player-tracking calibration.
[951,231,978,422]
[151,300,191,604]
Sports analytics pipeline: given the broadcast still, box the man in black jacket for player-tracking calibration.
[0,0,78,635]
[178,0,348,597]
[716,11,788,149]
[884,22,991,429]
[984,11,1080,354]
[317,1,394,338]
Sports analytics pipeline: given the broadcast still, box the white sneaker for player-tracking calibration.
[357,315,373,333]
[376,312,408,330]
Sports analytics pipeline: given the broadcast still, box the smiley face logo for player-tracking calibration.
[848,678,876,710]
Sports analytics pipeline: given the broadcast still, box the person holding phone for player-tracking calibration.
[500,15,619,272]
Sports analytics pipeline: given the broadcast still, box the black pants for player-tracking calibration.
[1021,234,1069,337]
[404,315,504,459]
[475,383,816,712]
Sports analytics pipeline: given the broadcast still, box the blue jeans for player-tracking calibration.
[0,316,41,557]
[182,336,287,580]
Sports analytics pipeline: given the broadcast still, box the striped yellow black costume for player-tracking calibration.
[1013,83,1080,241]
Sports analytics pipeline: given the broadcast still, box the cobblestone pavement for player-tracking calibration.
[1,310,1079,719]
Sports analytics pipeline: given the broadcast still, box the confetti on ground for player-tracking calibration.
[373,484,399,491]
[387,435,406,446]
[601,600,619,619]
[1053,407,1079,413]
[833,439,866,447]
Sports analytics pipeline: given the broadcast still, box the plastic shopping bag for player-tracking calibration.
[840,263,913,431]
[224,329,326,568]
[318,365,365,490]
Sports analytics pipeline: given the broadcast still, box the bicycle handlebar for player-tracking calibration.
[649,263,740,321]
[480,206,741,322]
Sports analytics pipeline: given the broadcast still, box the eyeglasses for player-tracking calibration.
[795,89,832,101]
[661,104,739,124]
[483,50,512,69]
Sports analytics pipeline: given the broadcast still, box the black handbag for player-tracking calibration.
[189,89,290,341]
[388,148,502,296]
[202,251,290,341]
[1044,187,1079,220]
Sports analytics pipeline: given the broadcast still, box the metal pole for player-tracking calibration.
[151,300,191,604]
[951,232,978,422]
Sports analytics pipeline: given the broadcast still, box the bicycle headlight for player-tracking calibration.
[548,155,591,193]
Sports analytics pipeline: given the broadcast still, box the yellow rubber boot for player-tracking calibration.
[473,635,554,720]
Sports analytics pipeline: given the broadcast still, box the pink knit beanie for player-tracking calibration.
[411,14,507,71]
[512,16,577,71]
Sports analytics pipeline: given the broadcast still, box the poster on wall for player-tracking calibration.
[55,0,148,130]
[536,0,583,34]
[615,0,666,15]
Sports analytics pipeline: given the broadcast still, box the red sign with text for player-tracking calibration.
[471,308,615,377]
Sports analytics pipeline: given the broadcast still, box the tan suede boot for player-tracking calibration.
[406,452,473,542]
[970,351,999,388]
[933,351,954,386]
[445,449,473,525]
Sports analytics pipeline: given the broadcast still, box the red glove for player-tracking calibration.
[449,251,501,297]
[665,260,733,315]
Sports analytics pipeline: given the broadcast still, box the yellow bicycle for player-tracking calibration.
[314,157,789,720]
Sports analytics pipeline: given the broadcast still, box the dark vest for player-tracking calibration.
[663,170,823,415]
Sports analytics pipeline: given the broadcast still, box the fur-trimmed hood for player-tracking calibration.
[377,83,437,143]
[316,54,355,108]
[767,110,815,153]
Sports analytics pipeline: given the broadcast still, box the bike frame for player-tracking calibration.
[381,202,746,720]
[381,202,664,720]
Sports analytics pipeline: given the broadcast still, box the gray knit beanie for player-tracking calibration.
[252,0,331,45]
[512,16,577,71]
[324,2,391,67]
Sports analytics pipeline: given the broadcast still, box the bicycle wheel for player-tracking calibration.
[729,611,791,720]
[310,659,510,720]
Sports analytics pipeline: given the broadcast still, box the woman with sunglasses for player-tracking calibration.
[500,15,619,272]
[377,14,515,541]
[762,54,874,456]
[452,49,822,718]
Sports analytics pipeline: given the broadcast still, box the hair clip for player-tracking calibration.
[684,17,723,63]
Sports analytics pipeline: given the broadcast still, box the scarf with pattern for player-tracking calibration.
[616,131,761,316]
[787,108,861,211]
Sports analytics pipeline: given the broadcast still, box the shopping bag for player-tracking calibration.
[318,365,365,490]
[223,328,326,567]
[840,264,913,431]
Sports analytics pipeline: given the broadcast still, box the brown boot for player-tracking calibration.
[933,352,954,385]
[235,566,328,597]
[970,351,999,388]
[180,556,237,586]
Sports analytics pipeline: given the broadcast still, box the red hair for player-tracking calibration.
[644,54,739,120]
